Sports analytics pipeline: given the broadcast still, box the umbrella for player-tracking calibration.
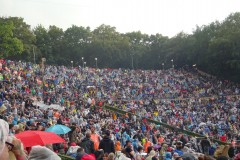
[15,131,65,147]
[46,124,71,135]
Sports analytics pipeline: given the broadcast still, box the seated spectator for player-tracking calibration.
[108,152,115,160]
[66,143,80,158]
[146,150,157,160]
[174,142,184,156]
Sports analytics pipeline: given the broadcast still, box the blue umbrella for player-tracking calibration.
[46,124,71,135]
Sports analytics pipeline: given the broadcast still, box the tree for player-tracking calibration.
[0,17,36,61]
[63,25,92,65]
[125,31,151,69]
[46,25,64,64]
[33,25,51,63]
[0,21,23,57]
[92,24,128,68]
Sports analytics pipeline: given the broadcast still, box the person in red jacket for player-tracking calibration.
[220,134,227,142]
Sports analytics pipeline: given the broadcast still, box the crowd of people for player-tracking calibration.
[0,59,239,160]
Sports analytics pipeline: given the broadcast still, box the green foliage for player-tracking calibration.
[0,13,240,81]
[0,21,24,57]
[0,17,36,61]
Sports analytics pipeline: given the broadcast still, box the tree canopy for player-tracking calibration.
[0,20,24,57]
[0,13,239,82]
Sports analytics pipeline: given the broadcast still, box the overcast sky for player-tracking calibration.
[1,0,240,37]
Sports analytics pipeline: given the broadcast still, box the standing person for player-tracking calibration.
[135,146,144,160]
[90,126,101,151]
[144,137,153,153]
[200,137,211,155]
[69,125,78,143]
[80,131,95,154]
[158,135,165,145]
[125,140,135,159]
[99,130,115,154]
[57,115,63,125]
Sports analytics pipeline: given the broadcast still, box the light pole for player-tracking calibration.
[41,58,46,100]
[171,59,174,68]
[162,63,164,70]
[33,46,36,64]
[84,62,86,68]
[193,64,197,70]
[95,58,98,68]
[130,54,134,70]
[71,61,73,68]
[81,57,84,68]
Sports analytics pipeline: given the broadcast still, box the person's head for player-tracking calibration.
[37,124,44,131]
[86,131,91,138]
[165,152,172,159]
[176,141,183,150]
[0,119,11,160]
[173,153,179,159]
[175,157,183,160]
[126,140,132,147]
[103,153,109,159]
[107,152,114,160]
[90,126,95,133]
[105,130,110,137]
[94,149,104,159]
[137,146,143,153]
[77,148,85,153]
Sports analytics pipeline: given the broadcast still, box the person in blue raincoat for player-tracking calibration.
[132,138,139,152]
[121,132,130,147]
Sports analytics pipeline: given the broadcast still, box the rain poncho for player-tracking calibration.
[29,145,61,160]
[0,119,9,156]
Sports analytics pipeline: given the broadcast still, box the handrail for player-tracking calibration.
[58,154,75,160]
